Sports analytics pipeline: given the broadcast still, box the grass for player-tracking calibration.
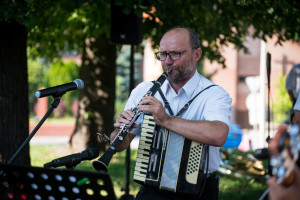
[30,116,76,124]
[30,145,267,199]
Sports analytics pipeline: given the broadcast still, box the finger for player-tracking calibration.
[140,96,157,104]
[114,122,122,129]
[137,104,151,112]
[139,99,151,106]
[120,110,134,120]
[116,116,132,125]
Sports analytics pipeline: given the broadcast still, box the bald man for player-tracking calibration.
[111,27,232,200]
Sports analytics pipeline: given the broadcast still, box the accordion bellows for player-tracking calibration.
[133,113,209,195]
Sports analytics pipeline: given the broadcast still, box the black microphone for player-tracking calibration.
[44,148,99,168]
[35,79,84,98]
[254,148,269,160]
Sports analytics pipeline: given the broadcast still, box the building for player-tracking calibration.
[142,36,300,149]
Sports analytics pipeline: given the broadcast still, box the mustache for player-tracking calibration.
[164,67,181,72]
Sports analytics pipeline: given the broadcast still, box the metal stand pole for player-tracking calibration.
[120,44,135,200]
[7,97,61,165]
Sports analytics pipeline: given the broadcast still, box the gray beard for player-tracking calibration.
[167,62,194,83]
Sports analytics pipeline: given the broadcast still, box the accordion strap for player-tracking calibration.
[157,84,217,117]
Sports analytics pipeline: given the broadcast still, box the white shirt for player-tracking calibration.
[286,64,300,99]
[125,71,232,172]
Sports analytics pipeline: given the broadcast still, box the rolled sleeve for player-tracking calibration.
[203,87,232,126]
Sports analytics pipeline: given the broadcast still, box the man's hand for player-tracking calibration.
[267,166,300,200]
[114,110,138,130]
[109,110,137,152]
[137,96,170,126]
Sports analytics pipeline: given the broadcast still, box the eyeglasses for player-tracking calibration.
[155,48,197,61]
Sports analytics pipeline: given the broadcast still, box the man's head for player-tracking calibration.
[158,27,202,84]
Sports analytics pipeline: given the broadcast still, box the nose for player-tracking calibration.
[164,54,173,65]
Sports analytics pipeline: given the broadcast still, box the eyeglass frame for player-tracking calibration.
[155,47,198,61]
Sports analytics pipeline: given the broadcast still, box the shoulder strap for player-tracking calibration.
[151,81,174,116]
[154,82,217,117]
[176,84,216,116]
[158,88,174,116]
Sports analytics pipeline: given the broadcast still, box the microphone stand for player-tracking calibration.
[120,44,135,200]
[266,52,272,174]
[0,94,63,195]
[6,96,62,166]
[258,52,271,200]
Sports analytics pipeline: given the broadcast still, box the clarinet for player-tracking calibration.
[93,69,172,172]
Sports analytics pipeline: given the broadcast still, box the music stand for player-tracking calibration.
[0,164,116,200]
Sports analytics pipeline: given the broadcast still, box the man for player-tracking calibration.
[286,64,300,105]
[267,92,300,200]
[293,92,300,126]
[111,27,232,199]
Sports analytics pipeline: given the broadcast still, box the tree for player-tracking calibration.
[0,20,29,165]
[27,1,116,153]
[272,74,293,123]
[70,34,116,152]
[1,0,300,164]
[0,0,58,164]
[142,0,300,67]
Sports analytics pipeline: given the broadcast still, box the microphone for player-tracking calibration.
[35,79,84,98]
[44,148,99,168]
[254,148,269,160]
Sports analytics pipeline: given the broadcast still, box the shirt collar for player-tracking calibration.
[180,71,200,98]
[160,71,200,99]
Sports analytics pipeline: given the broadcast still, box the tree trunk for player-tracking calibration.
[0,20,30,165]
[69,34,116,153]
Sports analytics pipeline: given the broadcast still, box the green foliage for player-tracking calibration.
[141,0,300,68]
[27,58,48,113]
[2,0,300,68]
[27,0,110,60]
[46,59,80,116]
[115,76,127,120]
[0,0,55,27]
[46,59,79,87]
[27,58,79,117]
[143,0,250,68]
[272,73,293,123]
[236,0,300,43]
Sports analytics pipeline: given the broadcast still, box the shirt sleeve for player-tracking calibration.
[294,92,300,111]
[285,67,295,90]
[202,86,232,126]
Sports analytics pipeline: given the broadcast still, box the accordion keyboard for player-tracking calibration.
[134,114,156,182]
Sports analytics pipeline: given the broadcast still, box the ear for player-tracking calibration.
[194,48,202,62]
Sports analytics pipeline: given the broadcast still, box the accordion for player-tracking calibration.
[133,113,209,195]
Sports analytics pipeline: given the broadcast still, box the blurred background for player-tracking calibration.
[1,0,300,199]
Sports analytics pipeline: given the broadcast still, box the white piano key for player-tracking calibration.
[134,170,147,177]
[134,174,146,182]
[139,140,152,147]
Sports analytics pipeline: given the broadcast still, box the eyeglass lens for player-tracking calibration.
[156,52,181,61]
